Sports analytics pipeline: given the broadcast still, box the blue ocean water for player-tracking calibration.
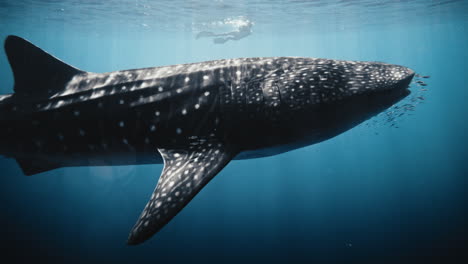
[0,0,467,263]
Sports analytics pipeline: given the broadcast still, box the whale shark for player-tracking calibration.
[0,35,414,245]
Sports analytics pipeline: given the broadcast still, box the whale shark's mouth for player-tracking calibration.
[375,84,411,107]
[375,72,429,128]
[371,81,412,112]
[369,70,415,106]
[349,71,418,131]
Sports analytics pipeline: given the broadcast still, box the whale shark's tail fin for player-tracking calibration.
[4,35,84,98]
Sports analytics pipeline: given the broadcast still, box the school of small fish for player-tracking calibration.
[365,73,429,131]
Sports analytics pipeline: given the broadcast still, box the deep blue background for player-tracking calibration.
[0,1,467,263]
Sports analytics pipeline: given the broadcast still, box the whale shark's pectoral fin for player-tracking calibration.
[127,140,237,245]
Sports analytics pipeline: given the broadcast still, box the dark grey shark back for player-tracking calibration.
[0,35,414,245]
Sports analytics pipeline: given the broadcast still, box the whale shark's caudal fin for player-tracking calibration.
[127,138,237,245]
[4,35,84,97]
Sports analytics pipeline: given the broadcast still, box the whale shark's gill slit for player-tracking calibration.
[127,139,238,245]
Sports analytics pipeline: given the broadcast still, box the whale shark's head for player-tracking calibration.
[277,58,415,105]
[258,58,415,147]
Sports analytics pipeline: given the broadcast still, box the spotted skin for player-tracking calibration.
[0,36,415,245]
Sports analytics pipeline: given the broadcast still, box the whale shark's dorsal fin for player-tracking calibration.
[4,35,84,97]
[127,139,237,245]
